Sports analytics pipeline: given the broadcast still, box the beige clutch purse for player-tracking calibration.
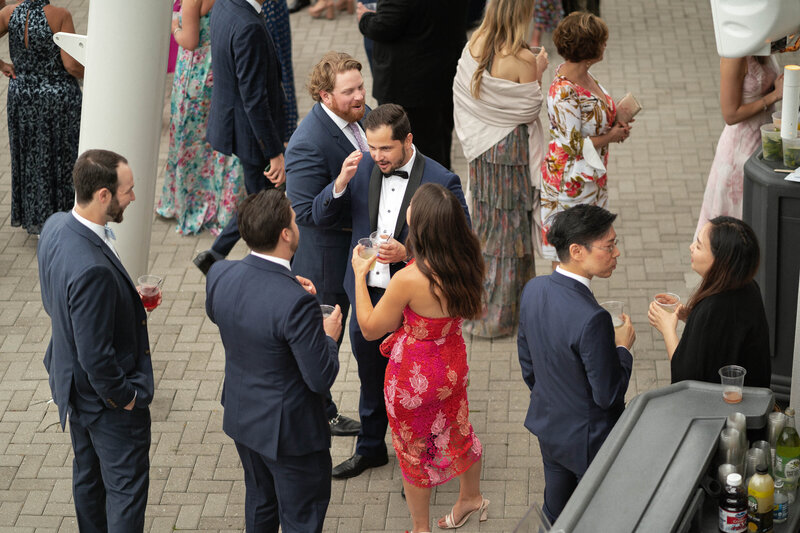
[616,92,642,124]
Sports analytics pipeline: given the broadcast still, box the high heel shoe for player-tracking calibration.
[335,0,354,14]
[308,0,334,19]
[438,498,489,529]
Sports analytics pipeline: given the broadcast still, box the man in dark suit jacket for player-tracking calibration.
[356,0,467,170]
[206,189,342,532]
[38,149,154,532]
[285,51,369,437]
[194,0,286,274]
[314,104,470,479]
[517,204,635,524]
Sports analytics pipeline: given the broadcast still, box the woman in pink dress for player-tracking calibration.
[351,184,487,533]
[695,56,782,238]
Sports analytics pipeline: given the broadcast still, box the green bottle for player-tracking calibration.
[775,407,800,503]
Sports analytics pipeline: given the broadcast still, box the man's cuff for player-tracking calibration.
[332,183,347,198]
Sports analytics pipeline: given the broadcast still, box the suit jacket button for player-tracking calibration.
[145,349,151,355]
[108,399,117,408]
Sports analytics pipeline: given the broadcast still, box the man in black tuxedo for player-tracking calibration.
[194,0,286,275]
[356,0,467,170]
[314,104,470,479]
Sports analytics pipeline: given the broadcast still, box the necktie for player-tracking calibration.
[104,225,116,241]
[347,122,369,152]
[382,170,409,180]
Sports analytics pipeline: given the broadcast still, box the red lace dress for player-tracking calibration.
[380,306,482,487]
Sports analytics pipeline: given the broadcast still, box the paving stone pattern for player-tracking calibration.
[1,0,798,531]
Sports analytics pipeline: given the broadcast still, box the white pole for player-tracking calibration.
[56,0,171,280]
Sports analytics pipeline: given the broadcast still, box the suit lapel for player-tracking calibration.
[66,216,137,293]
[368,163,382,232]
[314,104,355,156]
[393,153,425,239]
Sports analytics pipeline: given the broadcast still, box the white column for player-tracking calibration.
[56,0,171,280]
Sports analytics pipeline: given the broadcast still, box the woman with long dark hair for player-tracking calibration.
[649,217,771,387]
[352,183,487,532]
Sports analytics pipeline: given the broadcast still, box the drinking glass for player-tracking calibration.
[599,301,624,328]
[358,237,377,271]
[719,366,747,404]
[320,305,335,319]
[137,275,163,315]
[654,292,680,313]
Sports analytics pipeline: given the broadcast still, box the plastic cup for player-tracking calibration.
[358,237,377,270]
[599,301,624,328]
[719,366,747,404]
[761,124,783,161]
[654,292,680,313]
[718,463,738,487]
[137,274,163,313]
[370,230,392,247]
[771,111,800,131]
[783,135,800,168]
[362,2,376,9]
[320,305,335,319]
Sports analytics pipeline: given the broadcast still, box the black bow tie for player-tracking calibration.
[382,170,408,180]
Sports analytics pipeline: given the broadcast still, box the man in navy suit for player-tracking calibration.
[194,0,286,275]
[206,189,342,532]
[38,149,154,532]
[285,51,369,437]
[517,204,635,523]
[314,104,470,479]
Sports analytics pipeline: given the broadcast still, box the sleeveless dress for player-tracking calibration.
[465,125,536,338]
[695,56,778,237]
[381,307,482,487]
[156,10,245,236]
[7,0,81,235]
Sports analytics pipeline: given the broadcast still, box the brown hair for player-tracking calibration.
[553,11,608,63]
[73,149,128,204]
[468,0,535,98]
[405,183,484,319]
[363,103,411,141]
[680,217,761,320]
[238,189,294,253]
[307,51,362,102]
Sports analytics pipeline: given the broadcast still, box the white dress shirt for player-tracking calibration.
[243,0,262,13]
[250,251,292,271]
[555,265,590,290]
[72,209,119,259]
[320,103,368,151]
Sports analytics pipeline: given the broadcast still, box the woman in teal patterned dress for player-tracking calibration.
[157,0,245,236]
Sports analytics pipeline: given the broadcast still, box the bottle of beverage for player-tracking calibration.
[775,407,800,503]
[773,478,789,523]
[719,473,748,532]
[747,464,774,533]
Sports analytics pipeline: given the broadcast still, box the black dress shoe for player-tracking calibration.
[332,453,388,479]
[329,414,361,436]
[288,0,310,13]
[193,250,219,276]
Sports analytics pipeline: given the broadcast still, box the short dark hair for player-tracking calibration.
[363,103,411,141]
[238,189,293,253]
[547,204,617,262]
[682,217,760,319]
[553,11,608,63]
[73,149,128,204]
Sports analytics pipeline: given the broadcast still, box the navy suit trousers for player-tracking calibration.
[539,438,583,525]
[317,290,350,419]
[235,442,331,533]
[350,286,389,458]
[69,408,151,533]
[212,159,274,257]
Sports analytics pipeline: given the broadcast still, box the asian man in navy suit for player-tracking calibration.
[313,104,470,479]
[285,51,368,438]
[206,189,342,532]
[517,204,635,523]
[194,0,286,275]
[38,149,154,533]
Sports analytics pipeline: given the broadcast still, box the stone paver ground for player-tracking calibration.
[1,0,799,531]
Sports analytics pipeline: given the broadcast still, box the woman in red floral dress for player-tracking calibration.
[352,183,487,533]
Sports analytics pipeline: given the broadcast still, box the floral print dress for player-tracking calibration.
[381,307,482,487]
[156,10,245,236]
[540,66,616,260]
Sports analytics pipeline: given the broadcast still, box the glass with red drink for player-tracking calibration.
[137,275,163,314]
